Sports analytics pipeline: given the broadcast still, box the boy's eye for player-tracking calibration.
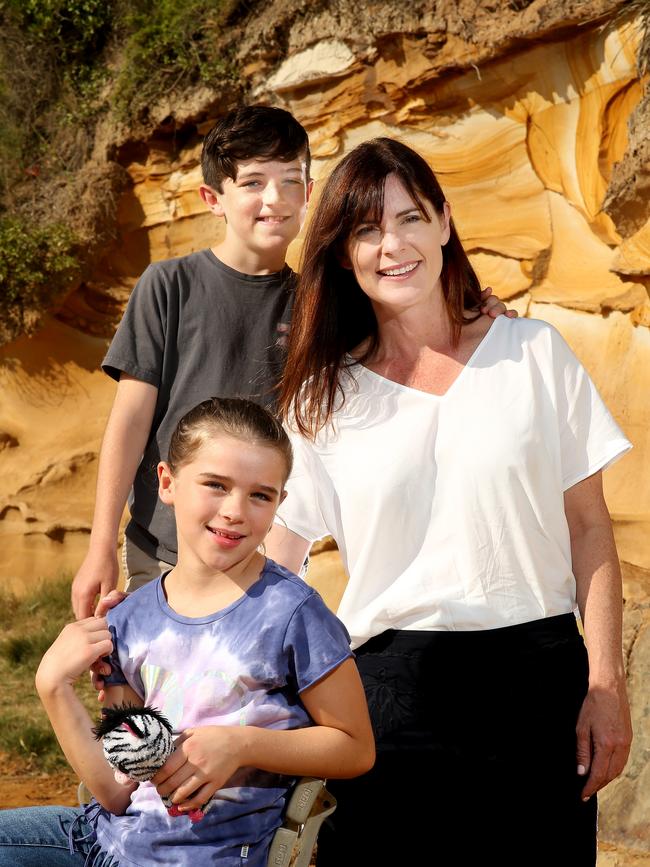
[240,180,260,188]
[205,481,226,490]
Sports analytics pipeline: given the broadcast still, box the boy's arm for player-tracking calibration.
[152,658,375,812]
[35,618,138,814]
[71,375,158,619]
[564,471,632,801]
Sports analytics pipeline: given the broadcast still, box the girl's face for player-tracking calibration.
[345,173,450,315]
[158,433,287,576]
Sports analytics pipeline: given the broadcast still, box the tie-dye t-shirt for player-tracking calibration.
[92,559,352,867]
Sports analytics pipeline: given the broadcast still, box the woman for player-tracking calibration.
[267,137,632,866]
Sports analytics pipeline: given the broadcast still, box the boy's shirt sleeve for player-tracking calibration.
[102,263,168,386]
[283,591,353,694]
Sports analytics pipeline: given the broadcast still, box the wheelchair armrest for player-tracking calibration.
[267,777,337,867]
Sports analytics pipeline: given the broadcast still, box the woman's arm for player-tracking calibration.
[35,617,138,814]
[152,658,375,813]
[564,471,632,801]
[266,524,312,574]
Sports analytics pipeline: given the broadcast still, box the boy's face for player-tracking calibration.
[200,157,312,265]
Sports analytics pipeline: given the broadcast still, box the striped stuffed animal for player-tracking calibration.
[93,704,210,823]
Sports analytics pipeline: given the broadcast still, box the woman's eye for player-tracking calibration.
[355,225,378,237]
[404,214,421,223]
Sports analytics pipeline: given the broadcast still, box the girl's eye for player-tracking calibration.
[251,492,272,502]
[206,481,226,490]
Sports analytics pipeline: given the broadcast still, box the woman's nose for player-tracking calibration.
[381,229,405,255]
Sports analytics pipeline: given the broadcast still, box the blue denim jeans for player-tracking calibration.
[0,805,118,866]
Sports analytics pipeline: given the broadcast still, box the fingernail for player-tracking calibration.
[577,764,586,776]
[582,796,590,803]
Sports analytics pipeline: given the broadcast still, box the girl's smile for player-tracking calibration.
[207,526,246,548]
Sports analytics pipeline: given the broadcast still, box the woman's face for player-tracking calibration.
[345,174,451,315]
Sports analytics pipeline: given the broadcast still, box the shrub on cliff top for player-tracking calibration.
[113,0,239,119]
[0,217,81,341]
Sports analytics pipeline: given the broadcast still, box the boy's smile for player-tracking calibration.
[200,157,312,275]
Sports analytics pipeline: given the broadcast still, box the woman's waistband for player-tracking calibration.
[356,612,581,656]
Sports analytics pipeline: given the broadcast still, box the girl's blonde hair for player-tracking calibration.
[168,397,293,482]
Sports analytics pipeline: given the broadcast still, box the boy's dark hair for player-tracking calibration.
[201,105,311,191]
[168,396,293,482]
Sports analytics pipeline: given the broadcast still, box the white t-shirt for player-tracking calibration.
[276,317,631,648]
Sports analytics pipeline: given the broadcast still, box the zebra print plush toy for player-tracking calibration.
[93,704,210,823]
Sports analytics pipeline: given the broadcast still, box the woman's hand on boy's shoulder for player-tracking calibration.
[480,286,518,319]
[36,617,113,698]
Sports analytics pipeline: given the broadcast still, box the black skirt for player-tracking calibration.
[317,613,597,867]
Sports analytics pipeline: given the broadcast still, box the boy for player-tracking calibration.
[71,106,312,617]
[71,104,509,619]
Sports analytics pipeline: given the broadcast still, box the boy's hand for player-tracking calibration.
[480,286,518,319]
[72,550,119,619]
[36,618,113,696]
[152,727,242,813]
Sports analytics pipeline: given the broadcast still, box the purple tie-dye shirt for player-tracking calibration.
[92,559,352,866]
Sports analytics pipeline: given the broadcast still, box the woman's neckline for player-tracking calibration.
[349,314,504,400]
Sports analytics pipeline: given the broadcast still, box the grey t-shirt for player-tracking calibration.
[102,249,294,563]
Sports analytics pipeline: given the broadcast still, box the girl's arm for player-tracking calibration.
[152,657,375,813]
[564,470,632,802]
[35,617,139,814]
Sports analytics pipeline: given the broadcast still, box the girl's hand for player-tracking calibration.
[91,590,129,701]
[152,726,243,812]
[480,286,518,318]
[36,617,113,696]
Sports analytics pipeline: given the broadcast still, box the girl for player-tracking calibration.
[266,137,632,866]
[0,397,374,867]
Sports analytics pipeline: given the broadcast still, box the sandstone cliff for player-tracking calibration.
[0,0,648,858]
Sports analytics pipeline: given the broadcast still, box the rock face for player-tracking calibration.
[0,0,648,858]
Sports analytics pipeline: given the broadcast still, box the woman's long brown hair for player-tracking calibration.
[278,137,483,439]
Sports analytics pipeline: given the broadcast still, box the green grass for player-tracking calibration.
[0,576,100,771]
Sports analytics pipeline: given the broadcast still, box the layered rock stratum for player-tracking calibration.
[0,0,648,859]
